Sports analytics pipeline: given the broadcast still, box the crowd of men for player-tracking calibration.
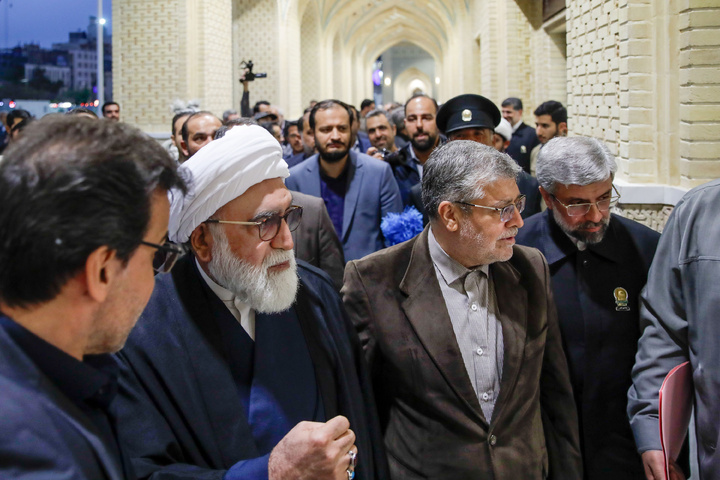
[0,89,716,480]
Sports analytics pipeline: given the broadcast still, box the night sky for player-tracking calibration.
[1,0,113,49]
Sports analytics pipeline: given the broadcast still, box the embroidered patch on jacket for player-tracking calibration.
[614,287,630,311]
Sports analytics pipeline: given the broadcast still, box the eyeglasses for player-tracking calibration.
[205,205,303,242]
[456,195,526,223]
[551,185,621,216]
[140,240,185,274]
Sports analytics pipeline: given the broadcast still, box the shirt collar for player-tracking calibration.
[195,257,253,316]
[428,227,488,287]
[0,315,118,410]
[511,120,523,133]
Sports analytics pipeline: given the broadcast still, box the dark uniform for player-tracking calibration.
[411,93,541,223]
[506,122,540,174]
[516,210,659,480]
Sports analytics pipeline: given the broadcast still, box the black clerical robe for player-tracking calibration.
[112,256,388,480]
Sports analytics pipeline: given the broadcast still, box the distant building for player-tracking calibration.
[24,63,72,90]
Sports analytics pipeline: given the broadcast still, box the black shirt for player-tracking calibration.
[0,315,134,479]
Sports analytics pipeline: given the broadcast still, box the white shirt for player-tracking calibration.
[196,258,256,340]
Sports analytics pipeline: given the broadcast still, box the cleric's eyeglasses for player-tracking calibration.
[140,240,186,274]
[551,185,621,216]
[456,195,526,223]
[205,205,303,242]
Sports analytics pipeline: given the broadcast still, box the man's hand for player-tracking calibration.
[240,68,250,91]
[366,147,383,160]
[641,450,685,480]
[268,415,357,480]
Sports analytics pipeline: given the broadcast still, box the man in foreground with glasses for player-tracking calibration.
[0,115,186,478]
[112,125,388,480]
[343,140,581,478]
[516,136,661,480]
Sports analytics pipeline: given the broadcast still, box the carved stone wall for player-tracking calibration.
[615,204,675,232]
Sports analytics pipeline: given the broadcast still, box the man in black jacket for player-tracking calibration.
[501,97,540,173]
[516,136,660,480]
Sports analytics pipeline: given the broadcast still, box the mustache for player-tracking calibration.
[578,220,607,229]
[498,228,519,240]
[264,249,295,270]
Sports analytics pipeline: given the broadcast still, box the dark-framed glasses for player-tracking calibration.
[205,205,303,242]
[140,240,186,274]
[457,195,526,223]
[551,185,621,216]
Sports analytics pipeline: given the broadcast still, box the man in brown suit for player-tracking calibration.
[342,140,582,479]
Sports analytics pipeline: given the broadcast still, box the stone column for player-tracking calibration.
[113,0,232,133]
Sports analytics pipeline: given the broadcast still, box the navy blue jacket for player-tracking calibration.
[0,318,128,480]
[353,131,372,154]
[516,211,660,480]
[112,257,389,480]
[386,143,421,208]
[506,122,540,173]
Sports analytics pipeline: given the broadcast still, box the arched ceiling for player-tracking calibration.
[295,0,468,64]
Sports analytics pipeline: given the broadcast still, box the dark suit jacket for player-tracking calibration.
[516,211,660,479]
[387,143,421,207]
[342,227,582,479]
[286,151,402,261]
[518,171,542,218]
[507,122,540,173]
[112,257,389,480]
[0,323,126,480]
[284,151,309,168]
[354,131,372,153]
[290,190,345,290]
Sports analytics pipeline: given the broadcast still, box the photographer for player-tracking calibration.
[239,60,268,118]
[364,109,398,160]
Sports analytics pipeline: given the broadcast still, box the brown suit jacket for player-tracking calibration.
[342,227,582,479]
[290,190,345,290]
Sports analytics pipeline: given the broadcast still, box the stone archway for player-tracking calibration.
[394,67,433,104]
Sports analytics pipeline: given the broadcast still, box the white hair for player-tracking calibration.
[537,136,617,194]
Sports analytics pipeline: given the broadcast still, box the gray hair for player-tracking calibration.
[389,107,405,130]
[365,108,389,121]
[422,140,521,221]
[537,136,617,194]
[222,109,238,122]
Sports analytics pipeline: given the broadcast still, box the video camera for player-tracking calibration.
[240,60,267,82]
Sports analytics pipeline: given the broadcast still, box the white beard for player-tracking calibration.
[208,227,299,313]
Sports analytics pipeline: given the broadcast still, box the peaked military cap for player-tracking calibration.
[436,94,501,134]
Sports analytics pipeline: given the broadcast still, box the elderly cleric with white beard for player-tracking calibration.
[111,125,389,480]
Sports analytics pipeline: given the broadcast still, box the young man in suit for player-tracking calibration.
[286,99,402,261]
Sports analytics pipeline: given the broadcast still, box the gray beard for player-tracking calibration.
[551,207,610,245]
[208,226,299,313]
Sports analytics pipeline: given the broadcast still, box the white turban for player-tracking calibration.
[168,125,289,243]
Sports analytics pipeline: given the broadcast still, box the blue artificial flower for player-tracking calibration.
[381,206,424,247]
